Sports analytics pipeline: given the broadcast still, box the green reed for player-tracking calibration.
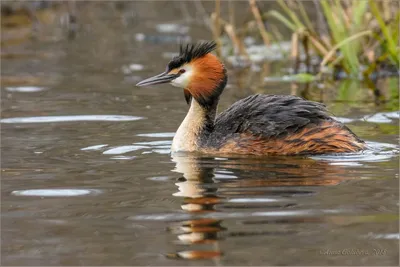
[211,0,399,79]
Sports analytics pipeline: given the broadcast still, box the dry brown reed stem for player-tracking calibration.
[290,82,298,96]
[363,40,380,62]
[291,32,299,60]
[291,32,299,73]
[364,52,389,78]
[302,34,310,72]
[224,24,249,59]
[193,0,211,27]
[249,0,270,46]
[306,32,330,56]
[296,0,314,32]
[319,30,372,69]
[341,4,352,30]
[382,0,390,21]
[228,0,235,27]
[320,34,332,49]
[269,24,284,42]
[313,0,329,36]
[178,1,192,23]
[366,50,375,63]
[212,0,222,57]
[260,63,270,85]
[215,0,221,36]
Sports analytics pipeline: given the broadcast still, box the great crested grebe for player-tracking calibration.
[136,41,366,155]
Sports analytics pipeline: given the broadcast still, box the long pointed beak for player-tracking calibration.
[136,72,179,87]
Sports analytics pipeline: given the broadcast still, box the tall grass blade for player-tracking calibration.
[369,0,399,66]
[320,30,372,68]
[321,0,361,74]
[276,0,304,29]
[249,0,270,46]
[352,0,368,28]
[297,1,315,33]
[266,10,297,31]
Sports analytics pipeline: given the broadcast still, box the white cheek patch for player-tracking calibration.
[170,66,193,88]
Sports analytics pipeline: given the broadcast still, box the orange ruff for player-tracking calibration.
[215,121,366,155]
[189,54,225,99]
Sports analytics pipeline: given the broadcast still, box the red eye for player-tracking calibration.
[179,69,186,74]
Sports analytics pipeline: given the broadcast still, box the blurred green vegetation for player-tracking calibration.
[209,0,399,104]
[211,0,399,77]
[1,0,399,107]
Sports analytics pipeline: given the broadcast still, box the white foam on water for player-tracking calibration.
[121,64,144,74]
[137,132,175,138]
[329,111,399,124]
[329,162,363,166]
[110,156,137,160]
[1,115,143,123]
[130,209,343,221]
[152,149,171,154]
[103,145,148,155]
[311,141,399,163]
[215,174,238,179]
[313,153,396,163]
[11,189,102,197]
[81,144,109,151]
[367,141,399,150]
[134,140,172,146]
[364,233,400,240]
[228,198,284,203]
[384,111,400,119]
[155,23,189,34]
[153,145,171,149]
[363,113,393,123]
[5,86,46,92]
[332,117,355,123]
[147,176,170,181]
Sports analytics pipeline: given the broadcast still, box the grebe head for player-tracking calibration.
[136,41,227,108]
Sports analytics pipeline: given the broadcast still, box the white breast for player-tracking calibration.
[171,99,206,153]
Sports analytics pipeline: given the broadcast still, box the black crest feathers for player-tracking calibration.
[167,41,217,71]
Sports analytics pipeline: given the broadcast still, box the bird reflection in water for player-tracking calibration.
[166,153,224,261]
[166,153,353,261]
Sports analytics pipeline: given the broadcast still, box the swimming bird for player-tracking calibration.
[136,41,365,155]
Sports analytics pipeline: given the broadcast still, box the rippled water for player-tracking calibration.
[1,2,399,266]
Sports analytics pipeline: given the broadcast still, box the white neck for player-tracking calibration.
[171,99,207,153]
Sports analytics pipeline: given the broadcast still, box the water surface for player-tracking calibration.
[1,2,399,266]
